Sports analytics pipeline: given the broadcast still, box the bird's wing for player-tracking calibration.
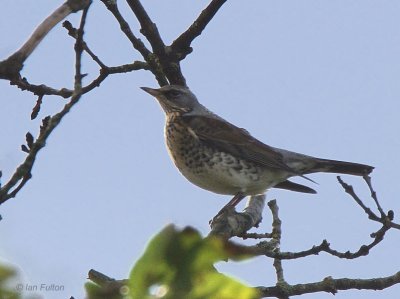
[181,115,297,173]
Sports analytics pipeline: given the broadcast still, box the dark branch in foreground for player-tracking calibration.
[258,272,400,298]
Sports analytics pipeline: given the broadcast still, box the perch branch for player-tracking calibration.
[209,195,266,239]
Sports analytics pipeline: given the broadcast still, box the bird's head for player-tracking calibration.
[141,85,200,114]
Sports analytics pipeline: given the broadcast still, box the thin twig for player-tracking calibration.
[73,3,89,90]
[364,175,386,218]
[268,200,290,299]
[337,176,400,230]
[232,219,390,260]
[62,20,107,68]
[9,61,148,99]
[100,0,167,86]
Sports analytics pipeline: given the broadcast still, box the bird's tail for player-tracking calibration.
[311,158,374,176]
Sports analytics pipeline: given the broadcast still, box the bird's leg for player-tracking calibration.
[226,192,246,207]
[214,192,246,218]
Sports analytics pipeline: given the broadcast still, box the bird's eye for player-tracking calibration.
[166,90,180,98]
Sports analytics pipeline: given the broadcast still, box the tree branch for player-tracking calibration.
[125,0,165,57]
[125,0,186,85]
[246,223,389,260]
[0,4,91,205]
[9,60,148,100]
[268,200,290,299]
[171,0,227,59]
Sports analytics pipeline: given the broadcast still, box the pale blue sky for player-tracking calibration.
[1,1,400,299]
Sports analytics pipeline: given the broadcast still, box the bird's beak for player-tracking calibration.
[140,87,161,97]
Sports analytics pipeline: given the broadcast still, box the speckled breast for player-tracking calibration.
[163,116,276,195]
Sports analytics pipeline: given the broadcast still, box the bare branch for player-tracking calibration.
[0,0,91,80]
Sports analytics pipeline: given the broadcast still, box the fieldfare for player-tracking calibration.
[141,85,373,212]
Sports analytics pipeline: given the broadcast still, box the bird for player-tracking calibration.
[141,85,373,213]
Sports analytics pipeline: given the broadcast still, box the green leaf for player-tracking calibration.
[0,264,20,299]
[128,225,259,299]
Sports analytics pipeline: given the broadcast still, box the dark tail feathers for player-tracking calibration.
[313,158,374,176]
[274,180,317,194]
